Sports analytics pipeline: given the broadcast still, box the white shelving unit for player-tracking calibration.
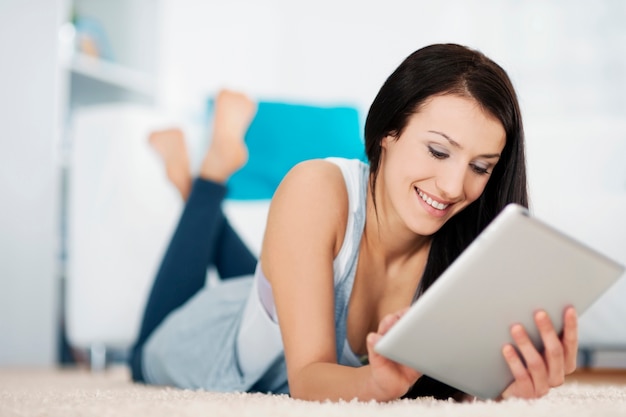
[57,0,160,368]
[59,0,159,109]
[64,52,155,107]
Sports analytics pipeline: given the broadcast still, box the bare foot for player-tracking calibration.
[148,128,192,200]
[199,90,257,183]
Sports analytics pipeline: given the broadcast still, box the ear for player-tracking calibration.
[381,134,394,149]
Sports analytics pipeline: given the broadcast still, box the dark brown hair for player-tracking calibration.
[363,43,528,400]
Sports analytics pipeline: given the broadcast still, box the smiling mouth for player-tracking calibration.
[416,188,449,211]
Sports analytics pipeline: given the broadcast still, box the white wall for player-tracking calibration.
[158,0,525,114]
[157,0,626,180]
[158,0,626,219]
[4,0,618,366]
[0,0,59,365]
[155,0,626,364]
[157,1,626,110]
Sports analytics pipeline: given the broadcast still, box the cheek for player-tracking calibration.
[385,146,421,179]
[465,177,491,203]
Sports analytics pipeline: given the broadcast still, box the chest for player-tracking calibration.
[345,247,428,356]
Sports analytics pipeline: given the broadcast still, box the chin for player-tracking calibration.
[410,221,446,237]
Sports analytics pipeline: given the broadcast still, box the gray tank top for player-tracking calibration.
[237,157,370,388]
[325,157,370,365]
[142,157,370,394]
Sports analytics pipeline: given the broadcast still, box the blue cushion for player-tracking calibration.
[213,100,366,200]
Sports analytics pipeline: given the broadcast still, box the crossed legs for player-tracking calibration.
[130,90,258,381]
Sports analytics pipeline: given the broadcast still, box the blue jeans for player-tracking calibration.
[130,178,257,381]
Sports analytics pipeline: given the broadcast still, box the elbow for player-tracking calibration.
[287,376,310,400]
[287,368,324,401]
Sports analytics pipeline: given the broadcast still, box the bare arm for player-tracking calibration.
[261,160,419,402]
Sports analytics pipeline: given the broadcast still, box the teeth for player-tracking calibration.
[417,189,449,211]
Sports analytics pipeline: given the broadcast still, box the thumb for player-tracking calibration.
[367,332,382,347]
[367,332,386,359]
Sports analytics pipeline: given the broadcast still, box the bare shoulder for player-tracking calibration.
[262,159,349,260]
[273,159,348,219]
[279,159,346,197]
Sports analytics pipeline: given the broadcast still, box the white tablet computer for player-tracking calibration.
[374,203,624,400]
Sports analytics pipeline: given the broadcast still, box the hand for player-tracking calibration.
[500,307,578,400]
[366,308,422,400]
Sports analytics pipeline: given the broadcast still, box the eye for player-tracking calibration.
[428,146,449,160]
[470,163,491,175]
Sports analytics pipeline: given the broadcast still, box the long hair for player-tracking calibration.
[363,44,528,400]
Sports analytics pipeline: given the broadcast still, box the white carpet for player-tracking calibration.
[1,367,626,417]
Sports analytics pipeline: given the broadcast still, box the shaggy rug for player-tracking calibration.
[1,367,625,417]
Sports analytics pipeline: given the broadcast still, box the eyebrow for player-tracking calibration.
[428,130,501,159]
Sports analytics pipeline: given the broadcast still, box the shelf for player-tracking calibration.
[64,52,156,107]
[70,52,154,95]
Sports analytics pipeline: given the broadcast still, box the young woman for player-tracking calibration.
[130,43,578,402]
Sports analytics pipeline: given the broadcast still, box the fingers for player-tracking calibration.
[367,332,382,353]
[510,323,550,396]
[534,311,565,387]
[368,313,399,363]
[535,308,579,380]
[561,307,579,375]
[377,308,409,335]
[502,308,579,400]
[369,308,411,364]
[502,344,534,399]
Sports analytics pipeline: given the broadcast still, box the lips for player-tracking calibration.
[416,188,449,211]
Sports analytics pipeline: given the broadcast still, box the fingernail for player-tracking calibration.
[502,345,515,358]
[511,324,524,337]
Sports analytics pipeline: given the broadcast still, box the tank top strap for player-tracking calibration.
[323,157,369,364]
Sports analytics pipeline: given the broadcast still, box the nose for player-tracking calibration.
[435,164,466,201]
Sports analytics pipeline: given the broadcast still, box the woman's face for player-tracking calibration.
[380,94,506,236]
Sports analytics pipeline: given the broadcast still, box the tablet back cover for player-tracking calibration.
[375,204,624,399]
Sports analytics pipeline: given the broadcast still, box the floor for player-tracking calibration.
[567,367,626,386]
